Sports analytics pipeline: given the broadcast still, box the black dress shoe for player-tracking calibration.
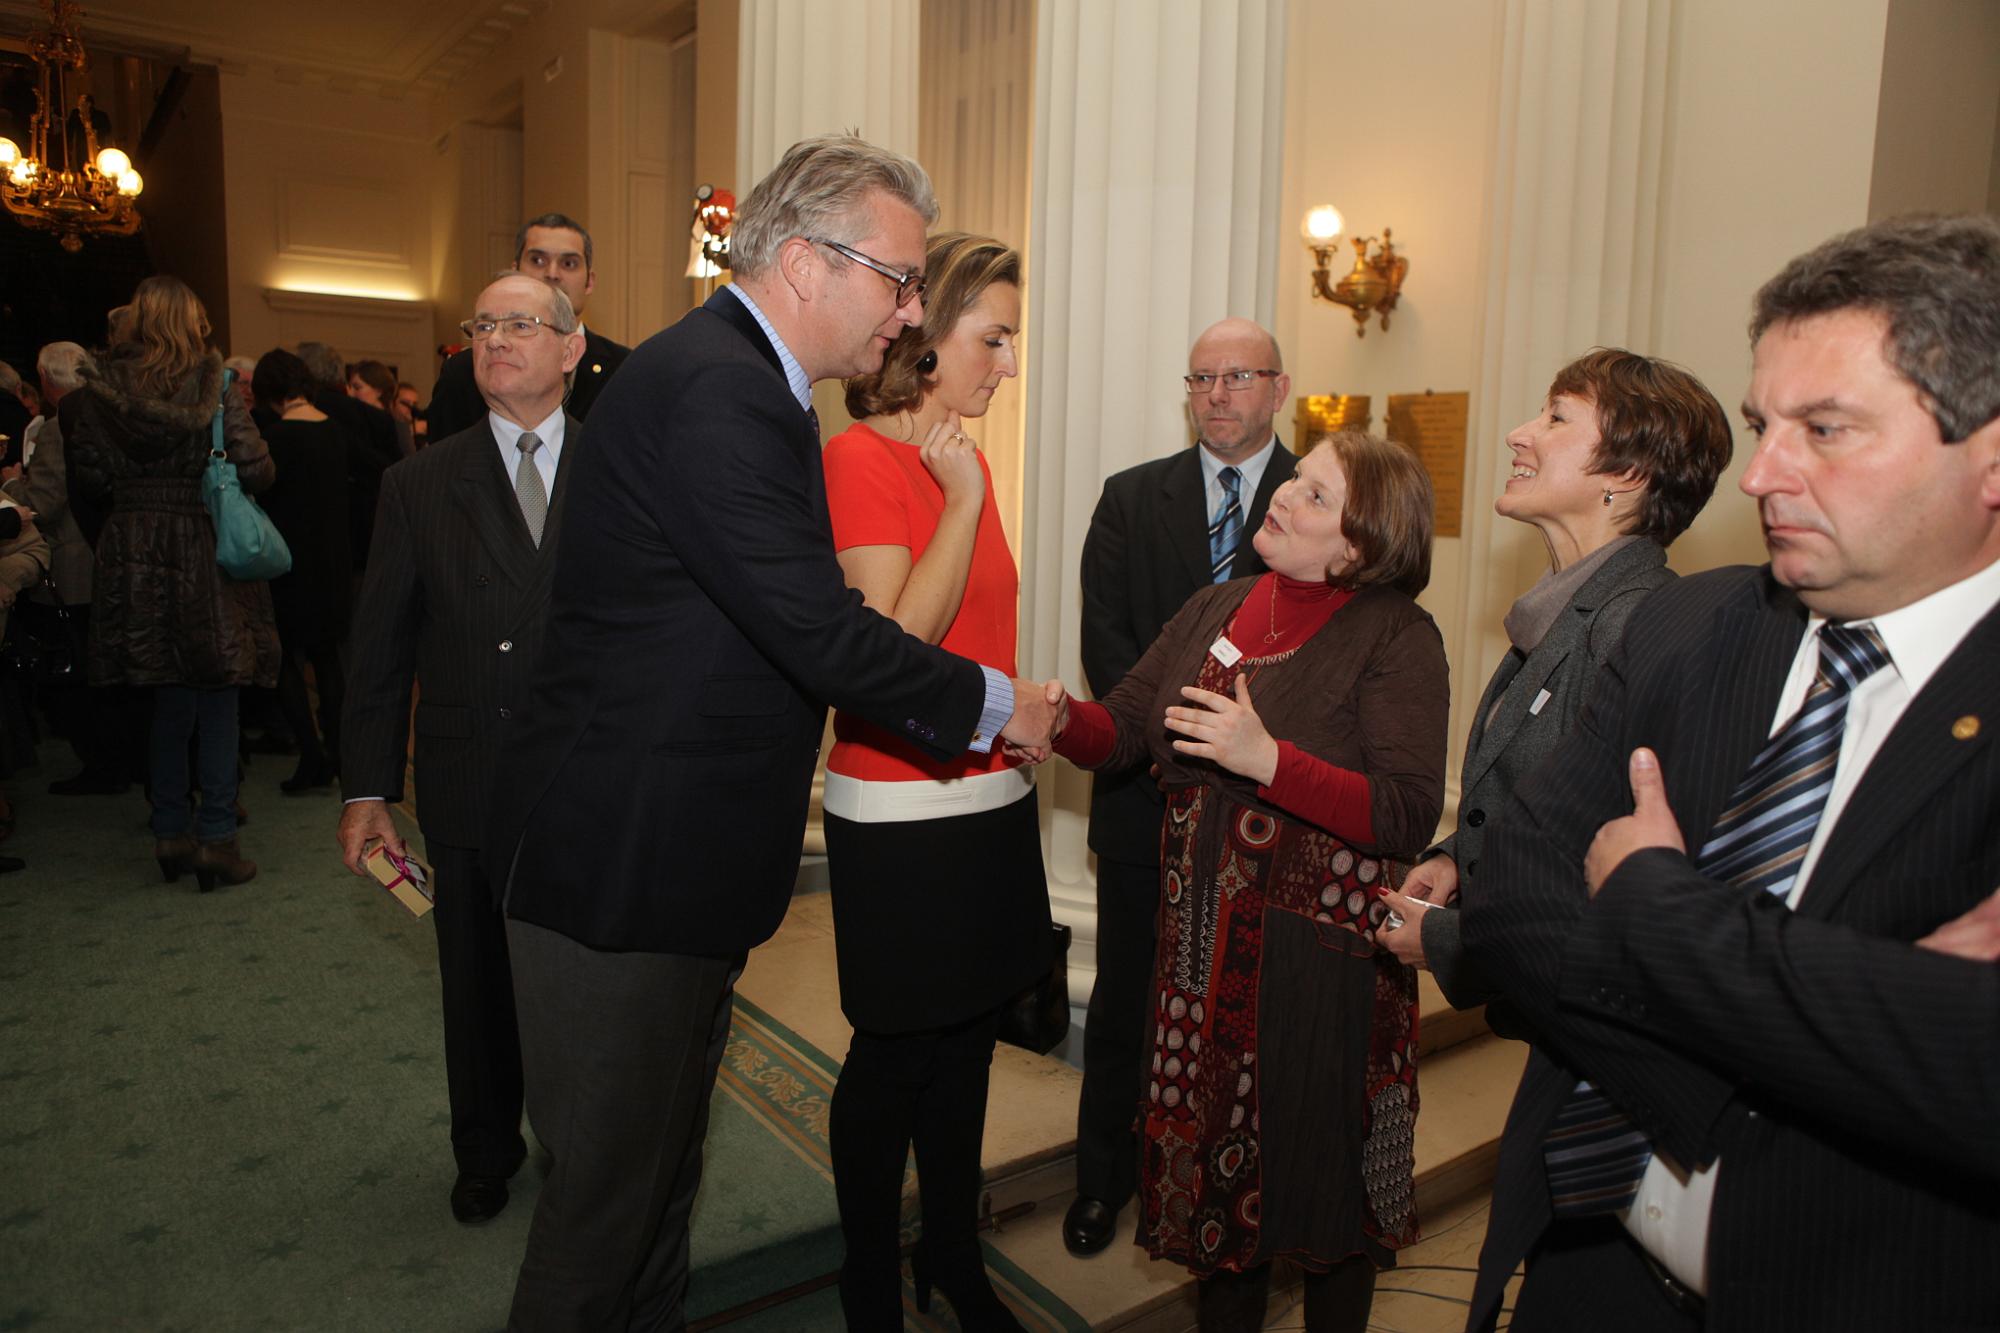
[1062,1194,1117,1256]
[449,1173,509,1224]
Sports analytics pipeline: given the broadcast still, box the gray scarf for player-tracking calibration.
[1502,535,1640,654]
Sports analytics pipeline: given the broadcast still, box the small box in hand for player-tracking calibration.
[365,842,435,918]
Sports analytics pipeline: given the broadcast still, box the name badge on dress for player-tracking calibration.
[1210,636,1243,668]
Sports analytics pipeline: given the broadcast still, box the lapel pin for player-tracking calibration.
[1953,715,1980,741]
[591,363,603,374]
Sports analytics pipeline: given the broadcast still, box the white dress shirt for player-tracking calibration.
[488,404,566,496]
[1625,552,2000,1293]
[1198,436,1280,530]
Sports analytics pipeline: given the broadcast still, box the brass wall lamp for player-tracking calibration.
[1301,204,1408,337]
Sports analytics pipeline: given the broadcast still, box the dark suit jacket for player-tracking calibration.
[1421,539,1672,1008]
[489,288,987,958]
[340,415,579,854]
[425,328,630,448]
[312,389,401,571]
[1461,565,2000,1332]
[1079,442,1295,864]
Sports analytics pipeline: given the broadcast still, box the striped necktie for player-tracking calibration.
[1543,622,1892,1218]
[1209,465,1243,583]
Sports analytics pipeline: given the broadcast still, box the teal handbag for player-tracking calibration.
[201,369,291,581]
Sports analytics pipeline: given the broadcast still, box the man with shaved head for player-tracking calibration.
[337,271,586,1226]
[1064,317,1298,1256]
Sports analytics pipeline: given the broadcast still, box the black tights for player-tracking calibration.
[274,640,343,774]
[1197,1256,1378,1333]
[829,1009,999,1330]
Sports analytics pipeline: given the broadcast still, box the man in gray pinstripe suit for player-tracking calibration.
[338,272,586,1226]
[1465,214,2000,1331]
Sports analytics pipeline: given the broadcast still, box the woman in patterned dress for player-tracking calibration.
[1050,432,1449,1332]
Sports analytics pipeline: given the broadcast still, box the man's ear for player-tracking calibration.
[776,235,819,301]
[582,268,597,301]
[560,330,586,376]
[1969,414,2000,513]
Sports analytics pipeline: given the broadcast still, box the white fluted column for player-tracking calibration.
[1020,0,1288,1001]
[736,0,922,186]
[1451,0,1675,775]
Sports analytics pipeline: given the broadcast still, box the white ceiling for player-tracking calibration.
[0,0,550,97]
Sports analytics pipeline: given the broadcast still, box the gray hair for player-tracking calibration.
[38,341,97,392]
[1751,213,2000,442]
[482,271,579,334]
[0,362,21,396]
[294,341,344,391]
[729,134,938,280]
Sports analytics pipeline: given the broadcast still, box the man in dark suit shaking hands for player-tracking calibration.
[1464,213,2000,1331]
[488,135,1062,1331]
[337,273,587,1225]
[1065,317,1296,1256]
[425,213,632,444]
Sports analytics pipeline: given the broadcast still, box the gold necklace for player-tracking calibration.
[1263,576,1284,644]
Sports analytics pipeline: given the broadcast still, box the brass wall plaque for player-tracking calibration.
[1293,395,1371,450]
[1386,391,1470,539]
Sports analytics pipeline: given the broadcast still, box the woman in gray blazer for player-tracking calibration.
[1378,349,1733,1004]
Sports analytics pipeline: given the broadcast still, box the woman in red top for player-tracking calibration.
[1049,434,1449,1333]
[821,232,1049,1332]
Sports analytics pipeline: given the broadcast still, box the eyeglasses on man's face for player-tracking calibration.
[1184,369,1283,394]
[460,316,567,342]
[811,238,927,307]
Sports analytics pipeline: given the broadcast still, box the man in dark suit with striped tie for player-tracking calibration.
[337,271,586,1226]
[1065,317,1296,1255]
[1464,214,2000,1331]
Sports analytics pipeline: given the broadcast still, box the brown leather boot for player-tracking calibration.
[154,835,196,883]
[192,837,257,892]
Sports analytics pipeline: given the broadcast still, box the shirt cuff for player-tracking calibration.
[968,666,1013,754]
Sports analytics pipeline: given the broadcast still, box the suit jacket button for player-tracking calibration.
[497,707,512,720]
[1467,859,1478,877]
[1466,808,1485,827]
[499,640,513,653]
[475,574,490,587]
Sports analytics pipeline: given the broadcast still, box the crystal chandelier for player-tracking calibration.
[0,0,145,253]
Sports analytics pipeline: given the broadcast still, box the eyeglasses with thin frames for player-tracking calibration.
[1184,370,1283,394]
[810,238,927,307]
[459,316,571,342]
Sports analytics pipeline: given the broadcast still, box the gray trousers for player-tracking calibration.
[505,918,744,1332]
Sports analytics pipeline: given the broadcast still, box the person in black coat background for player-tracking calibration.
[423,212,630,445]
[249,348,352,793]
[337,272,586,1228]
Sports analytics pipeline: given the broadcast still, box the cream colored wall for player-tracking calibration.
[1274,0,1505,685]
[1868,0,2000,223]
[216,66,435,381]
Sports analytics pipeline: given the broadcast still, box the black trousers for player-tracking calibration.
[427,842,525,1179]
[506,917,743,1333]
[1197,1259,1376,1333]
[1074,855,1159,1208]
[830,1009,1000,1327]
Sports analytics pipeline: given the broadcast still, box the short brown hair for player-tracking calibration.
[1548,348,1733,546]
[845,232,1020,419]
[1324,432,1434,596]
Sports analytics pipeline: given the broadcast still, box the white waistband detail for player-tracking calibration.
[821,766,1036,824]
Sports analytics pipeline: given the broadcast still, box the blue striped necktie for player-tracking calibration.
[1543,622,1892,1218]
[1209,466,1243,583]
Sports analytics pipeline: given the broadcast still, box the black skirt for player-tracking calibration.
[825,788,1055,1034]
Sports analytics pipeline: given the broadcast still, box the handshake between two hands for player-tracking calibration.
[999,677,1071,764]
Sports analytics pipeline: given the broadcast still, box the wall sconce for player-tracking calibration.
[1302,204,1409,338]
[686,183,735,280]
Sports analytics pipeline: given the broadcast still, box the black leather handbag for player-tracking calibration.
[995,921,1073,1055]
[0,578,81,685]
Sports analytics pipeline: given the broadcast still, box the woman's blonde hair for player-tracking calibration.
[119,275,212,396]
[845,232,1020,419]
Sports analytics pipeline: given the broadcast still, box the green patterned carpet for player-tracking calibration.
[0,755,1082,1332]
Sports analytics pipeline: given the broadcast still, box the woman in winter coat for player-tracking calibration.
[68,275,280,890]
